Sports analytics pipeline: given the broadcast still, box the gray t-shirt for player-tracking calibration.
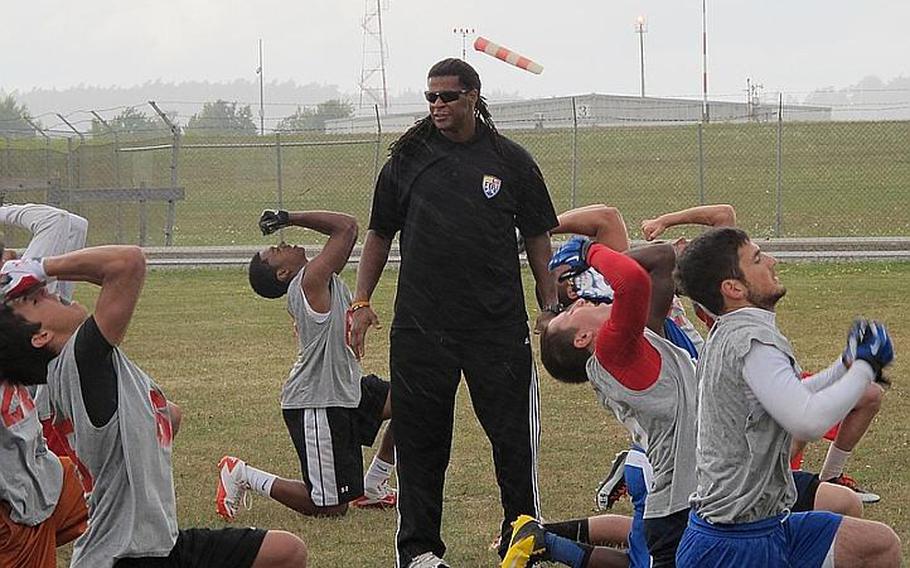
[692,307,800,524]
[0,384,63,526]
[281,268,363,409]
[588,328,698,519]
[46,323,178,568]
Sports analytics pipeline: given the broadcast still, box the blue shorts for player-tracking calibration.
[676,509,842,568]
[624,446,652,568]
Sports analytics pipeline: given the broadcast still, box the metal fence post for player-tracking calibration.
[139,181,148,246]
[44,137,50,184]
[149,101,180,245]
[91,111,124,243]
[275,132,284,241]
[775,94,783,237]
[697,123,706,205]
[2,136,9,177]
[66,138,74,188]
[571,96,579,209]
[372,104,382,185]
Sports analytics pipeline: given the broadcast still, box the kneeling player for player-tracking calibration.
[0,246,307,567]
[224,210,395,519]
[674,228,899,567]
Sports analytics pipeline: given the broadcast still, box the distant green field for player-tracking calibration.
[3,119,909,246]
[53,261,910,566]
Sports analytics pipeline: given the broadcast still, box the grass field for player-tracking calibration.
[54,260,910,567]
[3,119,910,247]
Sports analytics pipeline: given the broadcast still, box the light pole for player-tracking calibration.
[701,0,709,122]
[256,39,265,135]
[634,16,647,97]
[453,27,475,60]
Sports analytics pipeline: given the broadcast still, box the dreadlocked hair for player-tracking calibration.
[388,58,504,158]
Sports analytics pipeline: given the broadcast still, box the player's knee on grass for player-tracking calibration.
[253,530,307,568]
[815,482,863,518]
[834,517,901,568]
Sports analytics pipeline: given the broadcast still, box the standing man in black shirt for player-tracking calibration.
[349,58,559,568]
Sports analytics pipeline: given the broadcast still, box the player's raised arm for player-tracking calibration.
[7,246,147,346]
[266,210,358,313]
[555,204,630,252]
[641,204,736,241]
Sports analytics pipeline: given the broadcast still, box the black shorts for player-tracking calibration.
[792,471,821,513]
[643,508,689,568]
[282,374,390,507]
[114,527,267,567]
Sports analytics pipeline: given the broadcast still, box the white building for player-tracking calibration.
[326,93,830,134]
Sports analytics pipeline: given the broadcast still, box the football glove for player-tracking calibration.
[0,258,48,301]
[572,269,615,304]
[842,318,867,367]
[548,236,593,278]
[853,320,895,382]
[259,210,290,235]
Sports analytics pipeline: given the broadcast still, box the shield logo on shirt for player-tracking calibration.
[482,175,502,199]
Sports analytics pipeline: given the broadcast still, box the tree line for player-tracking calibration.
[0,94,354,139]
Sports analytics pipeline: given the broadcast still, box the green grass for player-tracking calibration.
[4,120,910,247]
[55,261,910,566]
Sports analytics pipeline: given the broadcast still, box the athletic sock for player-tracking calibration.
[364,456,394,495]
[820,445,851,481]
[543,519,591,544]
[245,465,277,497]
[544,532,592,568]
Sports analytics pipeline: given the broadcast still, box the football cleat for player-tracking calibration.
[500,515,548,568]
[351,480,398,509]
[595,449,629,510]
[216,455,251,521]
[825,473,881,504]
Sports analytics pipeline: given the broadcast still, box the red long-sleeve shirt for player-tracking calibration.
[589,244,662,390]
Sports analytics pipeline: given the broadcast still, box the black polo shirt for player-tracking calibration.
[369,123,558,331]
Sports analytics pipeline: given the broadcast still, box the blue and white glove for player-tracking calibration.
[548,236,593,279]
[842,319,868,367]
[853,320,895,384]
[0,258,48,301]
[572,269,615,304]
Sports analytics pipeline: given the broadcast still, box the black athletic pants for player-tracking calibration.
[391,324,540,567]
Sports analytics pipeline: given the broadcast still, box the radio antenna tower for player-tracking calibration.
[358,0,390,113]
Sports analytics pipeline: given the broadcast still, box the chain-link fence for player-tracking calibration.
[2,100,908,248]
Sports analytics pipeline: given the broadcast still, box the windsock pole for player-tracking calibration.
[473,36,543,75]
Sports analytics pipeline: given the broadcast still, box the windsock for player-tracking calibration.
[473,36,543,75]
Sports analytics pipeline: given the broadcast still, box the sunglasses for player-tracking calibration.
[424,89,471,103]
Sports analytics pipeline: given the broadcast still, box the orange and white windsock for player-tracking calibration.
[473,36,543,75]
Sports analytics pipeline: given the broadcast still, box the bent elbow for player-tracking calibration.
[717,204,736,227]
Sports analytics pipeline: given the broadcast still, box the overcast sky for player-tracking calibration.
[4,0,909,103]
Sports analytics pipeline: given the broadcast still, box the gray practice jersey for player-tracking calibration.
[588,328,698,519]
[281,268,363,409]
[0,384,63,526]
[46,324,178,568]
[692,308,800,524]
[0,204,87,526]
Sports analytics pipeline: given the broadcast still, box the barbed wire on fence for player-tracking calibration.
[2,96,908,247]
